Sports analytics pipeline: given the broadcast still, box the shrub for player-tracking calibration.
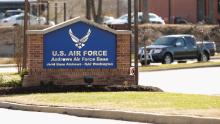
[0,73,21,87]
[19,69,28,79]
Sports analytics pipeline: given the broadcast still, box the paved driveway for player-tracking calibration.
[139,67,220,95]
[1,65,220,95]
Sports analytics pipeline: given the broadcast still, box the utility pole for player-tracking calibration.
[23,0,29,69]
[134,0,139,85]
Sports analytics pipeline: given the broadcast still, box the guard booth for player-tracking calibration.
[23,17,134,87]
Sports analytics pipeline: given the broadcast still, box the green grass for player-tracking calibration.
[1,92,220,112]
[139,61,220,72]
[213,53,220,58]
[0,73,21,87]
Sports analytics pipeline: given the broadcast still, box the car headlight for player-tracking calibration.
[153,49,163,54]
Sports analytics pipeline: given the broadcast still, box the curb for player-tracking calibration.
[0,64,17,68]
[0,101,220,124]
[140,65,220,72]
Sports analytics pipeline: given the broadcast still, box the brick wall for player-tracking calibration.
[23,33,134,87]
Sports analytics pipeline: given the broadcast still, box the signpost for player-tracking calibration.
[24,18,134,87]
[44,21,117,69]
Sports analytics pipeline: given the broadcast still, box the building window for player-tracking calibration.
[218,0,220,14]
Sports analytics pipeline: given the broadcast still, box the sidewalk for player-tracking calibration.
[0,101,219,124]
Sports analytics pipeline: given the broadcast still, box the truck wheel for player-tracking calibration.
[198,52,209,62]
[162,54,172,64]
[202,53,209,62]
[141,60,150,66]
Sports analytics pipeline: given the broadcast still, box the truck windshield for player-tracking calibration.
[153,37,177,45]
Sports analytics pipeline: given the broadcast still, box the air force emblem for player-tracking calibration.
[69,28,91,49]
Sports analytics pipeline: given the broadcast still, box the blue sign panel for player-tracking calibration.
[44,21,116,69]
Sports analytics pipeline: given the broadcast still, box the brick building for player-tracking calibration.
[139,0,220,24]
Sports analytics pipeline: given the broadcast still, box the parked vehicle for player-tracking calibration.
[0,13,46,26]
[139,35,216,65]
[143,12,165,24]
[173,16,189,24]
[103,16,115,24]
[105,12,165,25]
[4,9,24,18]
[0,12,4,20]
[104,14,128,25]
[197,41,216,56]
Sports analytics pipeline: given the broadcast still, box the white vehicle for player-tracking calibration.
[0,13,46,26]
[0,12,4,20]
[105,15,128,24]
[147,12,165,24]
[105,12,165,25]
[4,9,24,18]
[103,16,115,24]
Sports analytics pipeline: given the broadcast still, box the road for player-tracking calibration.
[1,64,220,95]
[0,64,17,73]
[132,58,220,66]
[146,57,220,66]
[0,108,148,124]
[139,67,220,95]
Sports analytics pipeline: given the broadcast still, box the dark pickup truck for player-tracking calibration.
[139,35,216,65]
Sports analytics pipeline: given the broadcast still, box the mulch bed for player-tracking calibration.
[0,85,163,95]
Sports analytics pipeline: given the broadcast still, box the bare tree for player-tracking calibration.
[86,0,103,23]
[117,0,120,17]
[142,0,149,23]
[86,0,91,20]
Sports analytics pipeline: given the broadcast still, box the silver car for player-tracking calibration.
[0,13,46,26]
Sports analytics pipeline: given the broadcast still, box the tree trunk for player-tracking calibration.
[142,0,148,23]
[117,0,120,17]
[96,0,103,23]
[91,0,96,19]
[86,0,91,20]
[86,0,103,23]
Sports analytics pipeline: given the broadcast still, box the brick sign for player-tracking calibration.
[44,22,117,69]
[24,18,134,87]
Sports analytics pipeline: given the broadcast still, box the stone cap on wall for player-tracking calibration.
[27,17,131,35]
